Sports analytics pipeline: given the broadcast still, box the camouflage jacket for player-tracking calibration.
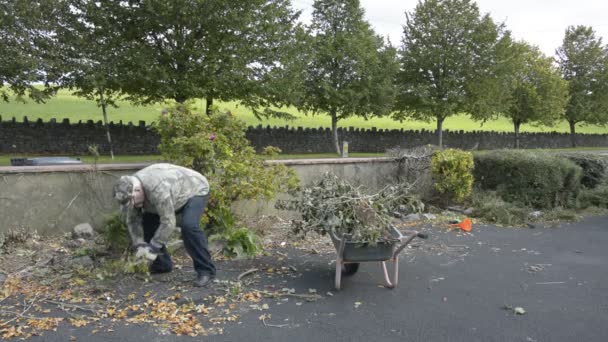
[126,163,210,248]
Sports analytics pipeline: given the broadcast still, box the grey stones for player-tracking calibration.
[72,223,95,239]
[71,256,94,268]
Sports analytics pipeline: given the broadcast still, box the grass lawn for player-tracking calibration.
[0,155,164,166]
[2,89,608,134]
[0,153,389,166]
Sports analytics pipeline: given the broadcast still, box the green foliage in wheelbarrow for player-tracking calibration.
[277,172,424,244]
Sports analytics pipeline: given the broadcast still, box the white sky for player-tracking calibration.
[291,0,608,57]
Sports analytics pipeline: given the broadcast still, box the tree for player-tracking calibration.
[498,41,568,148]
[0,0,64,102]
[396,0,506,147]
[557,25,608,147]
[54,0,135,159]
[300,0,398,155]
[114,0,301,115]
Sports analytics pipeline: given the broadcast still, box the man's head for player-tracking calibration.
[113,176,144,209]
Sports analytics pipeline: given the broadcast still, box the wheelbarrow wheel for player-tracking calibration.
[341,263,360,276]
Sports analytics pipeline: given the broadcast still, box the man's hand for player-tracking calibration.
[134,243,158,261]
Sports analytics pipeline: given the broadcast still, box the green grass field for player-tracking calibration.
[0,153,389,166]
[2,89,608,134]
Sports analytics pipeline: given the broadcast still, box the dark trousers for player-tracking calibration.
[142,194,216,276]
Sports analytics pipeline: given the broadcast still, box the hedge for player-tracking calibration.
[473,150,582,209]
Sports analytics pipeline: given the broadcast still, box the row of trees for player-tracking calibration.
[1,0,608,154]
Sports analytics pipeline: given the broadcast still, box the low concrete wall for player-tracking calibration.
[0,158,416,236]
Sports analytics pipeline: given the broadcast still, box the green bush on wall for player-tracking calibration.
[473,150,582,209]
[431,149,474,203]
[559,154,608,188]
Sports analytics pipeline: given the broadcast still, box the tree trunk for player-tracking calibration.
[205,95,214,116]
[513,120,521,149]
[436,117,444,148]
[331,111,341,155]
[569,120,577,147]
[99,90,114,160]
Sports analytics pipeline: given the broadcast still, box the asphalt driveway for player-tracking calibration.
[30,216,608,342]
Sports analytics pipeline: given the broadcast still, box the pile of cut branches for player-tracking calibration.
[277,173,424,243]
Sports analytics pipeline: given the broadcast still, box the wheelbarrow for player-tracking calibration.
[329,226,428,290]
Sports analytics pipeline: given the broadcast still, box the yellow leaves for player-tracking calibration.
[195,304,210,315]
[127,293,136,301]
[209,315,239,325]
[59,289,73,301]
[128,304,142,312]
[144,291,153,298]
[2,277,21,298]
[258,313,271,321]
[1,326,25,339]
[69,318,89,328]
[213,296,227,306]
[106,306,117,317]
[242,291,262,303]
[172,319,206,337]
[26,317,63,331]
[115,309,128,319]
[180,302,195,314]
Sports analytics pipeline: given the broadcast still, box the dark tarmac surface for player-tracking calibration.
[30,216,608,342]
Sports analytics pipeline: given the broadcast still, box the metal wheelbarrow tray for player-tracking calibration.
[330,226,427,290]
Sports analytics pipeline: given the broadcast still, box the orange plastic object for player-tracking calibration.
[451,218,472,232]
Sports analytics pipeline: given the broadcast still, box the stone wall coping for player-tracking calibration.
[265,157,395,166]
[0,157,395,174]
[0,163,153,174]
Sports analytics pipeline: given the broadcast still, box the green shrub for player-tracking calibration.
[103,213,130,252]
[155,104,299,236]
[470,191,530,226]
[578,183,608,208]
[210,228,260,259]
[473,150,582,209]
[431,149,474,203]
[559,154,608,188]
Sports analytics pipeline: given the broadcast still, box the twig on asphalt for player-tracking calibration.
[0,310,46,321]
[261,316,289,328]
[259,290,322,301]
[0,293,41,326]
[535,281,566,285]
[237,268,259,281]
[43,299,98,314]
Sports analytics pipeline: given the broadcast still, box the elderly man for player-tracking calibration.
[113,163,216,287]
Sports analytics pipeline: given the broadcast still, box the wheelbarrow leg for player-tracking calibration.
[335,259,342,290]
[381,258,399,289]
[335,235,347,290]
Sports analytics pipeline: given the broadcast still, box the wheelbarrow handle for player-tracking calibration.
[393,231,427,258]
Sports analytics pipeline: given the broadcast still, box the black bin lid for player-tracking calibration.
[10,157,83,166]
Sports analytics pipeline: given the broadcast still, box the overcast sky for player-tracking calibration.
[291,0,608,57]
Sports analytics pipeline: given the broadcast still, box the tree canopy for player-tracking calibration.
[0,0,64,102]
[498,40,568,148]
[557,25,608,146]
[112,0,301,114]
[396,0,506,147]
[300,0,398,154]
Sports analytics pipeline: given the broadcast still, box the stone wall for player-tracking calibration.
[1,116,608,155]
[0,116,159,155]
[0,158,409,235]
